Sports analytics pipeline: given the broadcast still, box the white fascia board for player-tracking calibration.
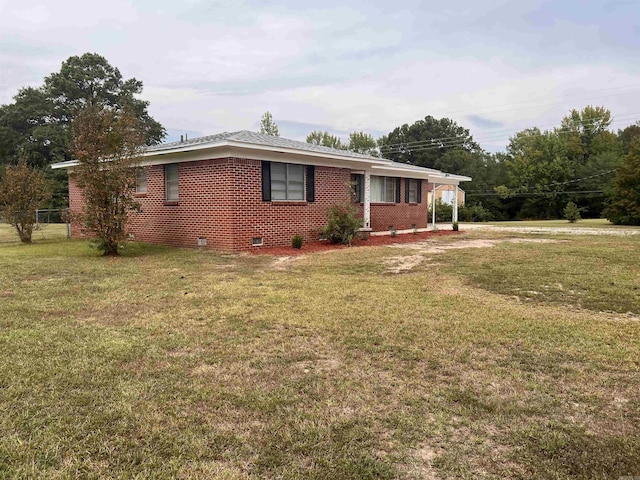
[436,174,472,182]
[427,174,472,185]
[143,140,229,157]
[51,160,79,169]
[370,164,441,179]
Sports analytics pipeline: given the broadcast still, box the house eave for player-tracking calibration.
[50,137,471,183]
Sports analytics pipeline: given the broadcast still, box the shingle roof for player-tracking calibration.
[51,129,470,181]
[147,130,390,162]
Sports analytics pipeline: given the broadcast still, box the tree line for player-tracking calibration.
[261,106,639,225]
[2,53,639,249]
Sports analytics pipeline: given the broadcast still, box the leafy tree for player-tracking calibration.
[43,53,165,144]
[71,105,146,255]
[500,128,574,218]
[378,115,480,169]
[0,160,52,243]
[259,111,280,136]
[306,131,344,149]
[619,123,640,155]
[604,138,640,225]
[0,53,165,210]
[498,107,622,219]
[348,131,378,156]
[558,106,620,217]
[0,87,73,173]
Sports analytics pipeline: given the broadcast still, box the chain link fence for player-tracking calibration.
[0,208,70,243]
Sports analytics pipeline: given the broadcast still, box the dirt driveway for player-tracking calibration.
[382,237,560,273]
[459,223,640,236]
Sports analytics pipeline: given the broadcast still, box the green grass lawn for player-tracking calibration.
[482,218,640,229]
[1,231,639,479]
[0,223,68,243]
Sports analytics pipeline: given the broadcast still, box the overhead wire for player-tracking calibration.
[467,190,606,197]
[379,116,639,155]
[465,169,617,194]
[379,113,640,153]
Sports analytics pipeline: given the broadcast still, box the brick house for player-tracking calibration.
[52,131,470,251]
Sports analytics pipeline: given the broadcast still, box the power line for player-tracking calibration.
[467,189,606,197]
[379,113,640,153]
[465,169,617,194]
[379,116,639,155]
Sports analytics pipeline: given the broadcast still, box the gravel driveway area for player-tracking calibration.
[459,223,640,236]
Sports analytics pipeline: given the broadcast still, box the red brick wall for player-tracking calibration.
[231,159,351,249]
[68,174,86,238]
[68,157,431,251]
[127,159,237,251]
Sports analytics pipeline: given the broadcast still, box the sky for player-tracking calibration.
[1,0,639,152]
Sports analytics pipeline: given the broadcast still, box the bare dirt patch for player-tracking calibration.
[381,238,561,273]
[383,255,425,274]
[390,237,561,255]
[271,255,306,270]
[404,444,441,480]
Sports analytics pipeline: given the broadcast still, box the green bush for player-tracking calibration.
[452,222,459,231]
[322,202,362,245]
[459,203,494,222]
[563,202,582,223]
[291,234,303,249]
[428,199,453,223]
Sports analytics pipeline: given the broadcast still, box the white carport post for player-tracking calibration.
[452,185,459,224]
[431,182,437,229]
[363,170,371,229]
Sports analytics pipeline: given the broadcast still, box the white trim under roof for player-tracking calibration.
[50,132,472,184]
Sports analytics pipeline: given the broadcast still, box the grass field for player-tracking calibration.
[0,223,68,243]
[0,229,639,479]
[483,218,640,229]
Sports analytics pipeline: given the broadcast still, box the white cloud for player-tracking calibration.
[1,0,639,154]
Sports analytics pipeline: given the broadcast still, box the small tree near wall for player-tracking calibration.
[71,105,145,255]
[0,160,52,243]
[322,202,362,245]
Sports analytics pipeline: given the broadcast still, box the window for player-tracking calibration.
[441,190,455,205]
[135,169,147,194]
[371,176,397,203]
[165,164,179,201]
[271,163,304,201]
[408,179,418,203]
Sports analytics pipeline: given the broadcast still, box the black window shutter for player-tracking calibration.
[262,161,271,201]
[405,178,410,203]
[417,179,423,203]
[306,165,315,202]
[395,177,401,203]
